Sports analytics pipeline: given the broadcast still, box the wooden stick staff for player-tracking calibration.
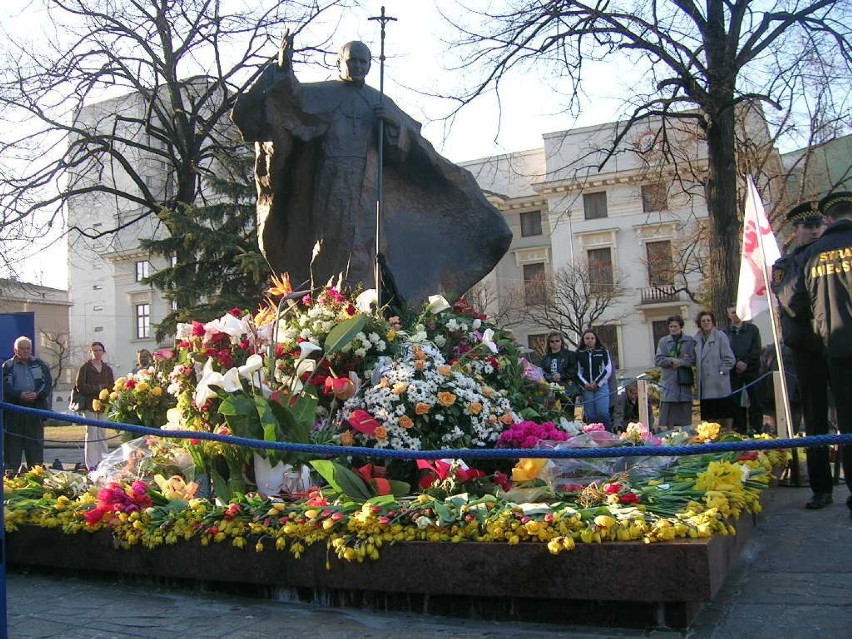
[369,6,396,304]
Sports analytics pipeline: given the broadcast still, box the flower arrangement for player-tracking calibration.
[99,366,175,430]
[340,341,519,451]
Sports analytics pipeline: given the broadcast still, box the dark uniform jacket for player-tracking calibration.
[795,219,852,358]
[771,243,823,351]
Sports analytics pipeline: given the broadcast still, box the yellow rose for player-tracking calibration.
[373,426,388,441]
[98,388,110,401]
[437,365,452,377]
[398,415,414,429]
[114,377,127,390]
[151,386,163,397]
[109,391,119,401]
[135,382,149,393]
[91,399,103,413]
[467,401,483,415]
[391,382,408,395]
[415,402,431,415]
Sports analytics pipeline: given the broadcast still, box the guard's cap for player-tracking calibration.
[785,201,823,225]
[819,191,852,218]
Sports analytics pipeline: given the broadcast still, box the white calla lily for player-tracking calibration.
[194,366,224,406]
[481,328,499,354]
[221,366,243,393]
[239,354,265,381]
[355,288,378,313]
[296,341,322,363]
[204,312,247,340]
[425,294,451,315]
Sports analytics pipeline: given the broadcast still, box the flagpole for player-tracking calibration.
[746,176,794,439]
[369,6,396,305]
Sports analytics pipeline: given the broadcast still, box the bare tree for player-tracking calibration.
[39,328,71,390]
[438,1,852,320]
[506,260,628,349]
[0,0,348,270]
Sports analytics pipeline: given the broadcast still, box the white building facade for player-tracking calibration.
[67,93,775,381]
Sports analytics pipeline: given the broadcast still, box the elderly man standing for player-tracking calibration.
[2,336,53,473]
[723,304,763,434]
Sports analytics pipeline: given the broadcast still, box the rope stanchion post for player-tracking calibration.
[637,378,651,430]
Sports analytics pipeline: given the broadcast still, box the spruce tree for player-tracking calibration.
[141,152,268,341]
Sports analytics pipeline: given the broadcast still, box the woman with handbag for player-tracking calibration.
[655,315,696,428]
[74,342,115,470]
[694,311,736,430]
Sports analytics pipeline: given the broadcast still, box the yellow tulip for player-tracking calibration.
[511,458,547,482]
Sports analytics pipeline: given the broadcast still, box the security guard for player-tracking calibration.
[772,202,830,509]
[803,192,852,518]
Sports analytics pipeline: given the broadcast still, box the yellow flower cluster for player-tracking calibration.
[4,461,774,564]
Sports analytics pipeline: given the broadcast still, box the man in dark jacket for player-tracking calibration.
[723,305,763,434]
[2,336,53,473]
[771,201,830,508]
[794,192,852,518]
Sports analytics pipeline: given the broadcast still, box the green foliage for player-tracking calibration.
[140,152,268,340]
[310,460,410,503]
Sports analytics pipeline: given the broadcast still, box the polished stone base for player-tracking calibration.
[6,515,755,629]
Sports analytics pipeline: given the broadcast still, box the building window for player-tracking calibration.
[646,240,674,286]
[583,191,607,220]
[92,284,102,290]
[523,262,547,306]
[652,320,670,353]
[587,247,614,290]
[93,305,104,312]
[641,183,669,212]
[135,260,150,282]
[170,255,178,268]
[135,303,151,339]
[527,333,547,364]
[520,210,543,237]
[594,324,620,370]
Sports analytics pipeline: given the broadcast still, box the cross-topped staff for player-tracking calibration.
[369,6,396,306]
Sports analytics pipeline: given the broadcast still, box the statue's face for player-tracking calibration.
[338,43,371,82]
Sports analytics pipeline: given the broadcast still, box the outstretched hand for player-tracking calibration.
[277,28,294,70]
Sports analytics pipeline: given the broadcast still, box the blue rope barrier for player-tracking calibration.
[3,401,850,462]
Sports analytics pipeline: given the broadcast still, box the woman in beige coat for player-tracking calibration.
[694,311,736,430]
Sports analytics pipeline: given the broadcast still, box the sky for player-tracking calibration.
[1,0,627,290]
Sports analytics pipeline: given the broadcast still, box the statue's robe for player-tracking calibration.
[231,65,511,306]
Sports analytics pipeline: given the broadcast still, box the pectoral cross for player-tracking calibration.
[341,97,364,135]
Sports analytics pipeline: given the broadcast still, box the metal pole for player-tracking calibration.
[1,373,8,638]
[369,6,396,305]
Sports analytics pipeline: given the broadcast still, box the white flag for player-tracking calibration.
[735,176,781,321]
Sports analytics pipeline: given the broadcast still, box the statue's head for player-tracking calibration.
[338,41,371,84]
